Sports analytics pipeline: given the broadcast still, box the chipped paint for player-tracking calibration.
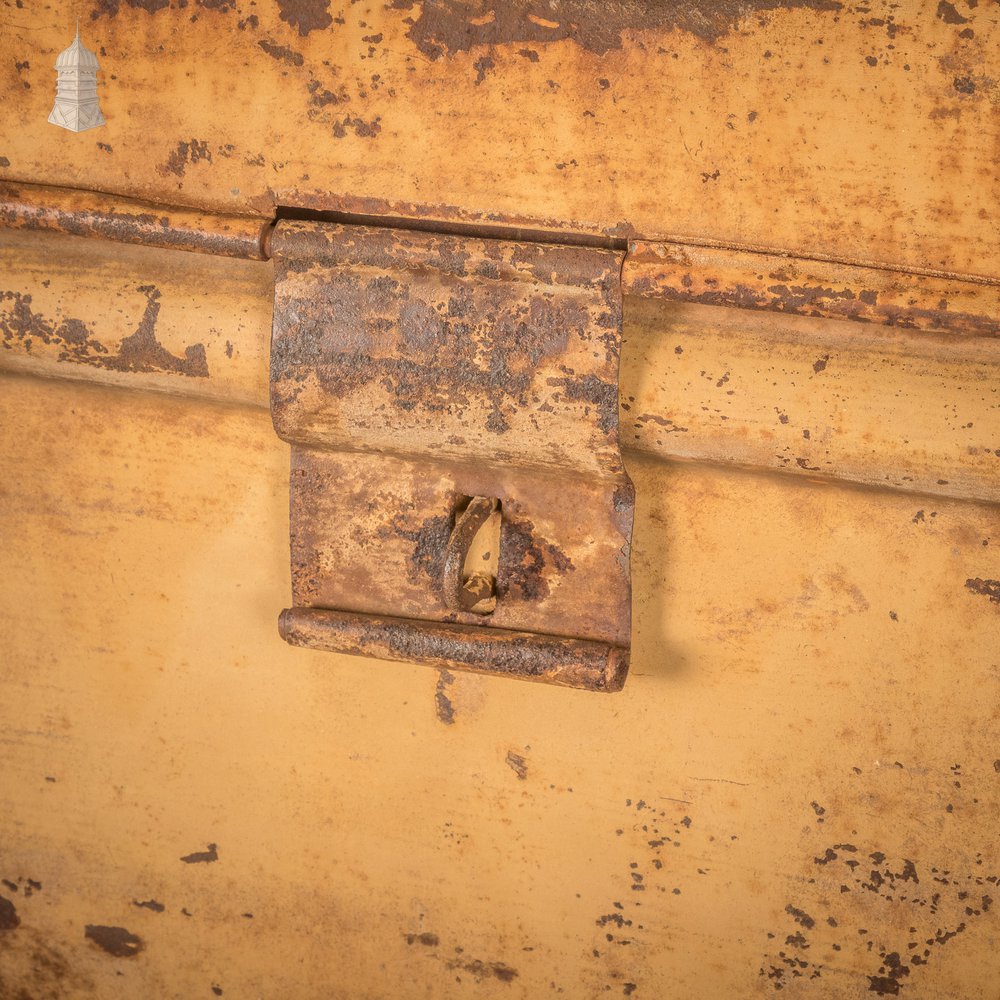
[0,285,209,378]
[84,925,144,958]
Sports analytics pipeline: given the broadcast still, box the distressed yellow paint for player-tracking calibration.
[0,1,998,992]
[1,1,997,276]
[0,373,997,998]
[2,228,998,504]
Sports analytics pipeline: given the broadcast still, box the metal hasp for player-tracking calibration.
[269,221,633,691]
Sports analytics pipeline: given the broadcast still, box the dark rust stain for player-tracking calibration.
[473,54,495,84]
[93,0,235,12]
[157,139,212,179]
[259,40,305,66]
[132,899,165,913]
[108,286,209,377]
[444,957,518,984]
[626,251,1000,338]
[497,511,574,604]
[272,232,619,439]
[0,286,208,377]
[91,0,169,16]
[763,827,998,994]
[0,183,267,259]
[785,904,815,929]
[180,843,218,864]
[434,669,456,724]
[387,513,454,592]
[505,750,528,780]
[0,157,10,168]
[404,931,440,946]
[84,925,143,957]
[936,0,969,24]
[332,115,382,138]
[390,0,843,55]
[548,373,619,434]
[277,0,332,35]
[965,578,1000,603]
[0,897,19,932]
[308,79,347,107]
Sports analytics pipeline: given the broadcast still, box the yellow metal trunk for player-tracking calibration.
[1,2,997,997]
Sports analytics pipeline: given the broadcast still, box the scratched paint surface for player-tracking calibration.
[0,1,997,277]
[0,374,997,997]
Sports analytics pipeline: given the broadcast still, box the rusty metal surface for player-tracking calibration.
[1,3,998,279]
[624,241,1000,338]
[442,496,499,614]
[1,374,998,998]
[270,221,633,688]
[279,607,629,691]
[0,181,269,259]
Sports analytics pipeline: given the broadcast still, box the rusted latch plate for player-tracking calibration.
[270,222,633,691]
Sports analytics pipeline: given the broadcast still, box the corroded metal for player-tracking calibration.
[270,221,633,690]
[624,241,1000,338]
[279,608,629,692]
[442,496,499,615]
[0,182,269,259]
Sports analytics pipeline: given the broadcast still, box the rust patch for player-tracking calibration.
[0,897,19,932]
[936,0,969,24]
[624,243,1000,338]
[444,956,518,984]
[761,797,999,994]
[180,843,218,864]
[110,286,209,376]
[497,511,574,604]
[308,79,347,107]
[91,0,170,16]
[434,669,456,725]
[0,182,267,259]
[505,750,528,780]
[404,931,440,946]
[965,578,1000,603]
[92,0,235,14]
[271,232,618,438]
[277,0,333,35]
[331,115,382,139]
[400,514,454,592]
[259,40,305,66]
[84,925,143,957]
[132,899,165,913]
[0,286,208,377]
[157,139,213,179]
[391,0,843,56]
